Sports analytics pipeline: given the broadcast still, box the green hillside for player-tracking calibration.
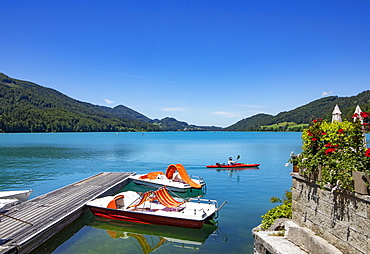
[0,73,221,132]
[2,72,369,133]
[226,91,370,131]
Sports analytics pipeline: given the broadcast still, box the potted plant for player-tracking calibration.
[287,152,300,173]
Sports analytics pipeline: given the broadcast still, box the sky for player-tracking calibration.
[1,1,370,127]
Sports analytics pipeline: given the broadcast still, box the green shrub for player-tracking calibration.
[298,117,370,191]
[261,190,292,230]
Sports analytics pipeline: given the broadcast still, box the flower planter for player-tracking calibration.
[352,171,370,195]
[293,165,299,173]
[290,156,299,173]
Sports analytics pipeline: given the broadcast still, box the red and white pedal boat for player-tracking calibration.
[87,187,226,229]
[129,164,206,192]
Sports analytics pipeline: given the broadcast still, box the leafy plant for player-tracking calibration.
[261,190,292,230]
[297,113,370,191]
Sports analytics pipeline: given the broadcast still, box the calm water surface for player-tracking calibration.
[0,132,303,253]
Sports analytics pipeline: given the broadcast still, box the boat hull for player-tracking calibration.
[0,190,32,202]
[206,163,260,168]
[88,206,210,229]
[0,199,20,211]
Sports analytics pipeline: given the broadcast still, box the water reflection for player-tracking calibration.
[31,212,226,254]
[208,167,260,181]
[87,217,223,252]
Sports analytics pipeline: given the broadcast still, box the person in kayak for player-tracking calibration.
[228,157,237,165]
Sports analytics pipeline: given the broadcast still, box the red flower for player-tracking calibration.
[322,131,327,135]
[360,112,370,118]
[325,148,336,155]
[353,113,359,118]
[338,129,344,134]
[324,143,339,148]
[307,130,313,136]
[312,119,317,123]
[311,138,317,141]
[365,149,370,157]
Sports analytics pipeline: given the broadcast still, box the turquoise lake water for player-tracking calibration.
[0,132,304,253]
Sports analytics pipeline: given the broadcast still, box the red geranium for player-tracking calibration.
[365,148,370,157]
[325,148,336,155]
[360,112,370,118]
[324,143,338,148]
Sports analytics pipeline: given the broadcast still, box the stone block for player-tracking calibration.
[306,220,352,254]
[350,214,370,237]
[292,200,306,217]
[285,220,342,254]
[330,221,349,243]
[317,187,333,203]
[316,199,334,217]
[292,178,299,189]
[347,228,368,253]
[253,230,309,254]
[352,198,368,218]
[292,212,304,227]
[292,189,303,203]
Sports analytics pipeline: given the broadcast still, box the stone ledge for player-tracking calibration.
[253,230,308,254]
[285,220,342,254]
[253,220,342,254]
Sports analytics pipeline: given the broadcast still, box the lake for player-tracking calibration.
[0,132,303,253]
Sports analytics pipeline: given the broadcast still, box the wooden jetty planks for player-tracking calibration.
[0,172,133,254]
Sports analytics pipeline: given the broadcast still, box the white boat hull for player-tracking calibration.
[129,174,205,192]
[87,190,224,229]
[0,199,20,211]
[0,190,32,202]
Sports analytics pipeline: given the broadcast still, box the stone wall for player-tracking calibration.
[292,173,370,254]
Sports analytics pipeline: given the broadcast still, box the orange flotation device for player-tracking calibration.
[139,171,165,180]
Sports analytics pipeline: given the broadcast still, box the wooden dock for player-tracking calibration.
[0,172,133,254]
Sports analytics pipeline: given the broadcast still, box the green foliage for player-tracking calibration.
[261,190,292,230]
[0,73,222,132]
[298,117,370,191]
[260,122,309,131]
[225,91,370,131]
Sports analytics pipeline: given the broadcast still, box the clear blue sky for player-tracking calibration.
[1,1,370,127]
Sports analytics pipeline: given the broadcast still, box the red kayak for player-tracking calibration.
[206,163,260,168]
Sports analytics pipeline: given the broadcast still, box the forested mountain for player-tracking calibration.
[226,91,370,131]
[1,72,369,133]
[0,73,222,132]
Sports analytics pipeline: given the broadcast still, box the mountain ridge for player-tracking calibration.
[1,72,369,132]
[226,91,370,131]
[0,73,222,132]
